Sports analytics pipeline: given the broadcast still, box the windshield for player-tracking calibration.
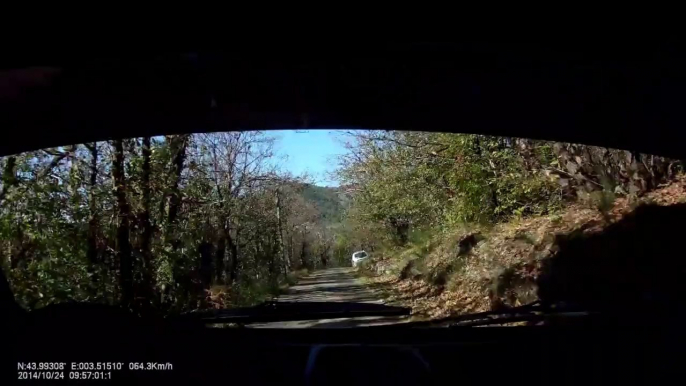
[1,130,684,327]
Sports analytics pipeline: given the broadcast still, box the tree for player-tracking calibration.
[0,131,348,313]
[275,187,288,276]
[111,140,133,308]
[84,144,100,265]
[137,137,155,309]
[0,156,17,205]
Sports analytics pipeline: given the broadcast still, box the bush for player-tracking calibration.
[355,259,376,277]
[285,269,308,286]
[487,262,539,309]
[397,253,428,280]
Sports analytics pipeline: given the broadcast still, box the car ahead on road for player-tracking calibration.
[352,251,370,267]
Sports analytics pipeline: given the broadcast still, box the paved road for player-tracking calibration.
[249,267,408,328]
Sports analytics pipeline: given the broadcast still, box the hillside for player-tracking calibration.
[338,130,686,321]
[361,175,686,320]
[300,184,349,224]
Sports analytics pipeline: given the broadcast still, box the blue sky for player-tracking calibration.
[269,130,349,187]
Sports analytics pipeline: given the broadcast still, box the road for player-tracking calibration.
[249,267,408,328]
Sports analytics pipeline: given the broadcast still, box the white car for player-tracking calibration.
[352,251,370,267]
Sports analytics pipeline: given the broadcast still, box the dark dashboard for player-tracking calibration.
[7,308,684,385]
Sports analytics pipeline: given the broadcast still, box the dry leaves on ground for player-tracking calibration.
[370,174,686,319]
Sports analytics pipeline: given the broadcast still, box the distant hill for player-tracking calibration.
[300,184,350,224]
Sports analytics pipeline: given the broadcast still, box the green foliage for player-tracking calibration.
[408,228,436,252]
[591,189,617,223]
[337,131,564,247]
[0,133,343,314]
[299,184,346,224]
[334,131,676,263]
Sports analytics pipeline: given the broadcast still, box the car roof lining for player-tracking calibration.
[2,44,685,159]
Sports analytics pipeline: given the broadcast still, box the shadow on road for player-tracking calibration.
[250,267,409,328]
[278,267,384,304]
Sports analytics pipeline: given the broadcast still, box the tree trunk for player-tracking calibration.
[490,187,500,215]
[320,245,329,269]
[198,241,213,298]
[289,233,294,269]
[228,231,239,282]
[166,135,189,231]
[112,140,133,308]
[0,157,17,268]
[266,238,279,287]
[275,188,289,276]
[139,137,155,306]
[140,137,152,258]
[390,218,409,245]
[86,145,99,264]
[0,156,17,205]
[215,217,240,284]
[215,232,226,284]
[300,235,308,270]
[161,135,189,305]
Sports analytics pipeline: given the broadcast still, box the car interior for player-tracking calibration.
[4,41,686,385]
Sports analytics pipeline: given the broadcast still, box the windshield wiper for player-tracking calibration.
[172,301,411,324]
[406,302,594,328]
